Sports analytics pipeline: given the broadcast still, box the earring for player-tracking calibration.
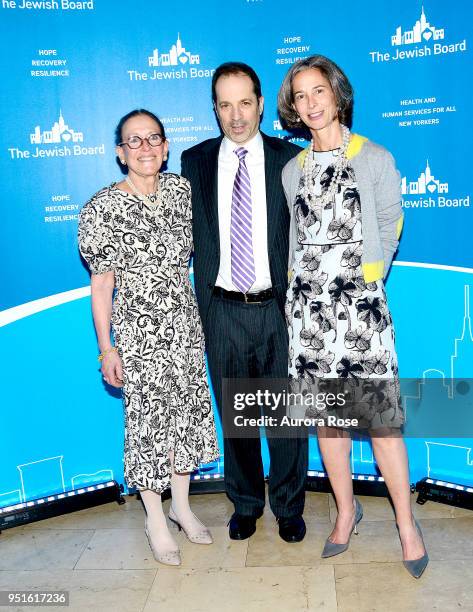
[120,159,126,165]
[163,155,168,161]
[296,117,301,122]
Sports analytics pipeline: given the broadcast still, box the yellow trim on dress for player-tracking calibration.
[346,134,368,160]
[296,133,367,168]
[296,147,309,169]
[362,260,384,283]
[396,213,404,238]
[294,134,387,283]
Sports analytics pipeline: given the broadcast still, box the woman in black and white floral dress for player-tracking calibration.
[278,57,428,578]
[285,148,401,430]
[79,109,219,567]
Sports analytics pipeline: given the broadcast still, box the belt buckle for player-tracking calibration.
[245,292,261,304]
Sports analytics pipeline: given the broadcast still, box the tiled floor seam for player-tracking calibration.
[140,568,158,612]
[72,529,97,570]
[331,564,339,612]
[301,565,310,610]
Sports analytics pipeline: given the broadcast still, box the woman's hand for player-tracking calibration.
[101,350,124,388]
[90,271,123,387]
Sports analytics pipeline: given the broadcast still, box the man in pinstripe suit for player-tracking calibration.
[181,62,308,542]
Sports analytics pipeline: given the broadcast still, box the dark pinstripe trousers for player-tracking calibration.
[205,294,308,518]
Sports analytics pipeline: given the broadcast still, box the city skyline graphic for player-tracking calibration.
[401,160,448,196]
[391,5,445,47]
[148,33,200,67]
[30,110,84,145]
[0,455,115,510]
[425,442,473,484]
[402,285,472,401]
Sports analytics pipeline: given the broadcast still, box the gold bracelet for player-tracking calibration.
[98,347,118,362]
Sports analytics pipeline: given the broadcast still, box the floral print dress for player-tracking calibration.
[79,173,220,492]
[286,150,403,429]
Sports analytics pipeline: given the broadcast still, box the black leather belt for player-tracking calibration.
[212,286,274,303]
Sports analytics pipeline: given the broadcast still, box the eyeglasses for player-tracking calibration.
[118,133,165,149]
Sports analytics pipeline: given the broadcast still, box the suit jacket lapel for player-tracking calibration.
[263,135,282,250]
[199,138,221,252]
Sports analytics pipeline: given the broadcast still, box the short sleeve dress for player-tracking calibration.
[78,173,220,492]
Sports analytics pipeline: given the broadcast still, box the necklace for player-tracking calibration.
[303,124,351,208]
[125,174,161,211]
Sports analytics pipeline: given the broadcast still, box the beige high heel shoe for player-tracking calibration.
[168,505,213,544]
[144,519,181,566]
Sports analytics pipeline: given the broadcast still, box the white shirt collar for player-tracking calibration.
[221,131,264,159]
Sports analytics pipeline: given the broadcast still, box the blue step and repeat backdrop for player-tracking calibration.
[1,0,472,508]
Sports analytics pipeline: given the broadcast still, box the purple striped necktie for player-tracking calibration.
[230,147,256,293]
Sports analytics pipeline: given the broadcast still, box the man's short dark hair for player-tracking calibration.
[211,62,262,103]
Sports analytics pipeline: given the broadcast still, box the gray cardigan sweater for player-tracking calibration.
[282,134,404,283]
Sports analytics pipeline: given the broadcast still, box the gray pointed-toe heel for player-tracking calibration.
[397,518,429,579]
[321,498,363,558]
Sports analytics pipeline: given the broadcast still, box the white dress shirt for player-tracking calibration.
[216,132,271,292]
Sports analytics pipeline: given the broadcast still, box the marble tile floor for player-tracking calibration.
[0,491,472,612]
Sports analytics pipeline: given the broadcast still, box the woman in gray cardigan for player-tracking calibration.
[278,55,428,578]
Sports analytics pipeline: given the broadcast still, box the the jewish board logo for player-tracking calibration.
[401,161,468,209]
[128,33,214,82]
[1,0,94,11]
[369,5,466,63]
[7,110,105,160]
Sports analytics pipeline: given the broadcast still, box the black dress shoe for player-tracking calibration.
[277,515,306,543]
[228,513,257,540]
